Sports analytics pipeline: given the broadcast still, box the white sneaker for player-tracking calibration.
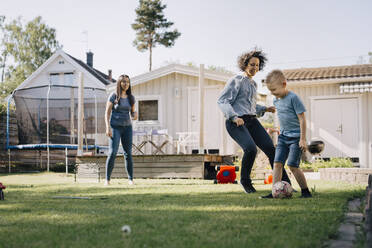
[104,180,110,186]
[128,180,134,185]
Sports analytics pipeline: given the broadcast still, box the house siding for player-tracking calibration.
[129,72,235,155]
[289,83,371,168]
[132,72,226,136]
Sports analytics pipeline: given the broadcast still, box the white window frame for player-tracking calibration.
[48,71,75,86]
[134,95,162,127]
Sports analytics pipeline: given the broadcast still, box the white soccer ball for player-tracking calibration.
[272,181,293,198]
[121,225,131,234]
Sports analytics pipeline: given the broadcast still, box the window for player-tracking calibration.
[138,100,158,121]
[64,73,74,86]
[50,73,59,85]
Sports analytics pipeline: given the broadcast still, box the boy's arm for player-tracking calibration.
[298,112,307,151]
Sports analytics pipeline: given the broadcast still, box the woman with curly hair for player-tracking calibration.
[104,74,137,186]
[217,49,291,197]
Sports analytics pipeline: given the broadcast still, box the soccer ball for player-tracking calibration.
[272,181,293,198]
[121,225,131,234]
[307,140,325,155]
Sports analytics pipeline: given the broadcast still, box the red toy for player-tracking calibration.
[0,182,6,200]
[264,174,273,184]
[214,165,238,184]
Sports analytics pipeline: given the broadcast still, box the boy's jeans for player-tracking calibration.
[225,117,291,185]
[105,125,133,181]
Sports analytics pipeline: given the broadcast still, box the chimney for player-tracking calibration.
[86,51,93,67]
[108,69,112,82]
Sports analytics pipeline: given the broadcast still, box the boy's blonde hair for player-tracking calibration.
[265,70,286,85]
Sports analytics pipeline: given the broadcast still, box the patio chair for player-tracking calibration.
[176,132,199,154]
[132,130,149,155]
[148,129,173,155]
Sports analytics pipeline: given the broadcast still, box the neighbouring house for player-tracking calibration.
[8,49,114,149]
[280,64,372,168]
[107,63,248,155]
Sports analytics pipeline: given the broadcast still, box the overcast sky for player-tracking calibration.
[2,0,372,91]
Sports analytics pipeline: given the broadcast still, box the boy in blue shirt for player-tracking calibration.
[264,70,312,198]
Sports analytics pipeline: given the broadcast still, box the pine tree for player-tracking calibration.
[132,0,181,71]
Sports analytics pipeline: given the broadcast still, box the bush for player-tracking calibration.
[0,102,7,116]
[300,158,354,172]
[50,162,76,173]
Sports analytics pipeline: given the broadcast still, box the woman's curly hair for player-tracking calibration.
[237,49,268,72]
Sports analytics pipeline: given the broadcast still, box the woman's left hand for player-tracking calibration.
[266,106,276,113]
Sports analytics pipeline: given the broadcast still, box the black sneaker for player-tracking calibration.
[300,188,312,198]
[300,192,312,198]
[240,181,256,193]
[260,193,273,199]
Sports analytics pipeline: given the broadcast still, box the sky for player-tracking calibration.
[2,0,372,92]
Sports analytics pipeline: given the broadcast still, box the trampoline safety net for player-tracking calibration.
[13,85,107,146]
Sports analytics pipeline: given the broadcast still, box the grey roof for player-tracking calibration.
[67,53,116,85]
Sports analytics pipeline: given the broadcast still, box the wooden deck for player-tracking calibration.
[76,154,233,181]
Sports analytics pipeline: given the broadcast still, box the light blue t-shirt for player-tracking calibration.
[273,91,306,138]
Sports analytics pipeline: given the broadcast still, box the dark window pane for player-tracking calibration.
[139,100,158,121]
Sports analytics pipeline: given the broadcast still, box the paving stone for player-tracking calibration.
[337,223,356,241]
[345,212,363,224]
[329,240,353,248]
[348,198,361,212]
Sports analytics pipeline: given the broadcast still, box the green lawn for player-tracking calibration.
[0,172,366,248]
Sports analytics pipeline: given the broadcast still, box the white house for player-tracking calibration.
[11,49,113,147]
[107,64,242,155]
[282,64,372,168]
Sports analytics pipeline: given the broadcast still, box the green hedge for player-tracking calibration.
[300,158,354,172]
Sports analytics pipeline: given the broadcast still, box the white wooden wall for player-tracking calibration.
[289,84,371,168]
[131,72,237,155]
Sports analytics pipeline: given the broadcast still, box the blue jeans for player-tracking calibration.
[275,134,302,167]
[105,125,133,180]
[225,117,291,185]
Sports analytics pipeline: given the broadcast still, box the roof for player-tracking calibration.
[283,64,372,81]
[67,53,115,85]
[107,63,234,90]
[14,49,113,92]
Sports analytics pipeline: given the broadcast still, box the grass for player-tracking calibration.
[0,172,366,248]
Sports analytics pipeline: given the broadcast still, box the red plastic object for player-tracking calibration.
[264,174,273,184]
[216,166,236,184]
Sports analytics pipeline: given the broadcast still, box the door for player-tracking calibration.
[312,97,359,159]
[188,87,222,151]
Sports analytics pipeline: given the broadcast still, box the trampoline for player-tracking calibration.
[6,72,108,172]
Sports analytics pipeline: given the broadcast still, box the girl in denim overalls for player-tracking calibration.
[104,75,137,185]
[217,49,292,196]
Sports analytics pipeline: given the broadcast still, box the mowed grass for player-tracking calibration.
[0,172,365,248]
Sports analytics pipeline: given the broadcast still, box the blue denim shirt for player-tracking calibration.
[217,75,266,120]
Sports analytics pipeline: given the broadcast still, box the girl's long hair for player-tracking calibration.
[115,74,135,106]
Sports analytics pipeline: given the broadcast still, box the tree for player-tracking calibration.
[0,15,8,83]
[0,16,60,98]
[132,0,181,71]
